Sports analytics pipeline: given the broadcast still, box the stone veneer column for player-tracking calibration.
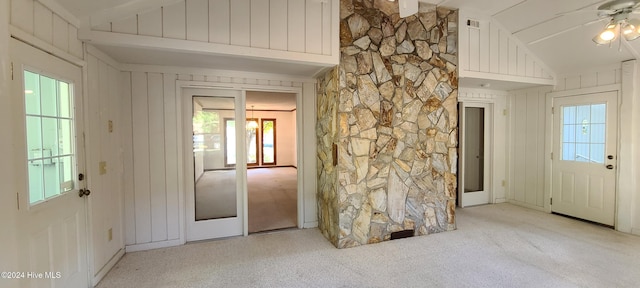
[318,0,458,248]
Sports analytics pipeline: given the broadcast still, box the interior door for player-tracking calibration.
[551,91,617,226]
[185,88,246,241]
[11,39,89,288]
[458,102,491,207]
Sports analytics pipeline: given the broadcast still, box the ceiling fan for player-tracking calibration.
[591,0,640,44]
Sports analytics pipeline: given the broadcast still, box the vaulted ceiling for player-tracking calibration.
[55,0,640,78]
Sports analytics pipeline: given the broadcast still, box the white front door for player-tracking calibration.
[551,91,617,226]
[184,88,246,241]
[458,102,491,207]
[11,39,89,287]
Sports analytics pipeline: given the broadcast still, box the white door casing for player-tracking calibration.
[551,90,618,226]
[11,38,89,288]
[458,101,492,207]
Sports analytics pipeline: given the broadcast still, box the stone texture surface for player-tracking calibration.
[318,0,458,249]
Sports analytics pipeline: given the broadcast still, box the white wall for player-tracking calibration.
[0,0,19,276]
[85,46,126,283]
[122,66,318,250]
[459,88,508,203]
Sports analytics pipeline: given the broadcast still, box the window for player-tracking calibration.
[561,103,606,163]
[24,70,75,204]
[193,110,220,152]
[261,119,276,165]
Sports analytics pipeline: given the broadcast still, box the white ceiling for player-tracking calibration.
[54,0,640,83]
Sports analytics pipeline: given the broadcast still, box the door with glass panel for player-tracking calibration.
[458,102,491,207]
[11,39,89,288]
[552,91,617,226]
[186,89,245,241]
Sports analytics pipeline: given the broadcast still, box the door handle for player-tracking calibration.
[606,164,614,170]
[79,188,91,197]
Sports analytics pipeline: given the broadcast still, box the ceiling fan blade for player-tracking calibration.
[398,0,418,18]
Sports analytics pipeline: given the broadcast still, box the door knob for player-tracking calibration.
[606,164,614,170]
[79,188,91,197]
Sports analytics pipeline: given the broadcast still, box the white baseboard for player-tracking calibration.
[91,248,125,287]
[632,227,640,236]
[125,239,184,253]
[494,198,507,203]
[303,221,318,228]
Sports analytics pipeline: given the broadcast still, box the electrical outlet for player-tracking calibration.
[99,161,107,175]
[108,120,113,133]
[108,228,113,241]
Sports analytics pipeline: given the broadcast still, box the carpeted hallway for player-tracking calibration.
[96,203,640,288]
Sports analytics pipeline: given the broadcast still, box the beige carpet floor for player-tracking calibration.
[195,167,297,233]
[96,203,640,288]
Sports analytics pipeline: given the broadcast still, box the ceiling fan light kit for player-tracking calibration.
[592,0,640,45]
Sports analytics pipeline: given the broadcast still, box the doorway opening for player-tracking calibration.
[190,91,298,237]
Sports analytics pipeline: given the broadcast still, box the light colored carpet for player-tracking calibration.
[96,203,640,288]
[195,167,297,233]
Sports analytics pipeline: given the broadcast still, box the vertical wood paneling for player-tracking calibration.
[148,73,168,242]
[536,94,545,207]
[111,15,138,35]
[97,60,111,268]
[322,0,332,55]
[513,94,527,202]
[131,72,152,244]
[597,70,617,86]
[52,15,68,52]
[489,22,499,74]
[121,72,136,246]
[305,0,322,54]
[107,64,123,254]
[250,0,270,48]
[138,7,163,37]
[288,0,306,52]
[209,0,230,44]
[270,0,288,51]
[508,40,517,75]
[230,0,251,46]
[580,72,597,89]
[525,55,534,77]
[517,47,526,76]
[11,0,34,34]
[524,93,538,205]
[565,76,580,90]
[86,55,102,260]
[163,1,186,40]
[187,0,209,42]
[163,74,180,240]
[34,2,53,44]
[499,30,508,74]
[68,26,83,61]
[93,22,111,32]
[479,22,490,73]
[468,28,480,71]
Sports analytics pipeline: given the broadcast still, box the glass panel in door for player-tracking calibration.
[193,97,237,221]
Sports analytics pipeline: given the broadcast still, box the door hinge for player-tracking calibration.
[16,192,20,210]
[550,198,553,205]
[10,62,14,80]
[551,152,553,160]
[551,107,554,114]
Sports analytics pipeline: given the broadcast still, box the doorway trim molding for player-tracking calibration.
[176,80,304,242]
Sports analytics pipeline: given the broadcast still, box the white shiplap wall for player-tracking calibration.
[85,46,125,284]
[10,0,83,60]
[96,0,335,57]
[506,67,621,211]
[122,67,317,250]
[458,9,555,86]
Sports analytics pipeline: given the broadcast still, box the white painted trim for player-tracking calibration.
[557,63,623,80]
[296,84,304,229]
[125,239,183,252]
[459,88,509,98]
[36,0,80,28]
[507,200,547,213]
[547,84,621,98]
[121,64,316,83]
[10,26,85,67]
[91,248,125,286]
[78,30,339,67]
[303,221,318,229]
[85,44,122,70]
[616,60,637,233]
[460,71,555,86]
[544,91,553,213]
